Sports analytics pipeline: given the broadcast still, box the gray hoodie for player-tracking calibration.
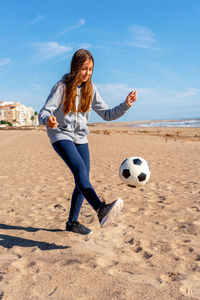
[38,78,130,144]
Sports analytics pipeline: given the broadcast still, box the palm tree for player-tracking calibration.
[34,111,38,125]
[31,115,34,125]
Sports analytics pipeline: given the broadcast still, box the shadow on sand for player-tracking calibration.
[0,223,63,233]
[0,224,70,250]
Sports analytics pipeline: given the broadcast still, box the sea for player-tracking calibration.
[130,118,200,128]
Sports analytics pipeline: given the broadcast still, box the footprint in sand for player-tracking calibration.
[122,228,135,245]
[108,268,163,289]
[180,279,200,298]
[0,254,21,286]
[122,228,153,263]
[175,221,199,236]
[160,272,186,283]
[9,256,39,275]
[29,273,57,298]
[132,240,153,260]
[95,256,118,268]
[82,214,95,224]
[0,253,21,264]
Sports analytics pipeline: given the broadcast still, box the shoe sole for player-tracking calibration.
[66,224,93,235]
[66,228,93,235]
[100,198,123,228]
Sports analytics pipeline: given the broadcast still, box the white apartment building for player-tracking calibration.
[0,101,38,126]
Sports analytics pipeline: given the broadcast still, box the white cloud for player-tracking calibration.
[167,88,199,100]
[76,43,91,49]
[32,41,73,61]
[148,87,199,103]
[95,83,152,104]
[96,83,153,98]
[95,83,131,103]
[130,25,155,44]
[26,14,45,26]
[90,83,154,122]
[94,83,199,110]
[137,87,200,112]
[125,42,161,50]
[109,25,164,51]
[137,87,154,96]
[0,58,11,68]
[57,19,85,36]
[125,25,163,51]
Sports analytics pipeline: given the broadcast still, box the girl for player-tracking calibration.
[39,49,137,235]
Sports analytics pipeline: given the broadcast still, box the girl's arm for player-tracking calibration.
[38,82,64,125]
[91,85,137,121]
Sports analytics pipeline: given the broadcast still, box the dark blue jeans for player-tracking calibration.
[52,139,102,223]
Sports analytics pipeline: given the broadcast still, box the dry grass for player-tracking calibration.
[1,124,200,142]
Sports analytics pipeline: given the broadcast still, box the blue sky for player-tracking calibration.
[0,0,199,122]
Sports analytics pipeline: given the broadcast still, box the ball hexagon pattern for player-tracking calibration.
[119,156,151,187]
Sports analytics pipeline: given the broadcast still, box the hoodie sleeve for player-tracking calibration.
[91,84,130,121]
[38,82,65,125]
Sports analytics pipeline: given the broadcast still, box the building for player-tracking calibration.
[0,101,38,126]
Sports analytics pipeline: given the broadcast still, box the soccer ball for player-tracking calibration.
[119,156,151,187]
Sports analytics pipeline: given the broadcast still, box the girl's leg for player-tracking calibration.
[69,187,84,222]
[52,139,123,234]
[68,143,90,222]
[52,140,102,214]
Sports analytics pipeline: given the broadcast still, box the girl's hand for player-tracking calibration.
[47,115,58,129]
[126,91,137,107]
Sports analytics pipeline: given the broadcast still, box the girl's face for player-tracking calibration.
[78,59,93,85]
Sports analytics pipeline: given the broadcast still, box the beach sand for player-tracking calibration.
[0,124,200,300]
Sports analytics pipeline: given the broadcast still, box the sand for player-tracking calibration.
[0,124,200,300]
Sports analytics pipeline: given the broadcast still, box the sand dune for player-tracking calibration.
[0,125,200,299]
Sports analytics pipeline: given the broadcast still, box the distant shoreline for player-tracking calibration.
[0,118,200,131]
[89,118,200,128]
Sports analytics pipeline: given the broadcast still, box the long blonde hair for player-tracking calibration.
[63,49,94,114]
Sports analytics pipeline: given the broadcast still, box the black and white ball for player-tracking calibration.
[119,156,151,187]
